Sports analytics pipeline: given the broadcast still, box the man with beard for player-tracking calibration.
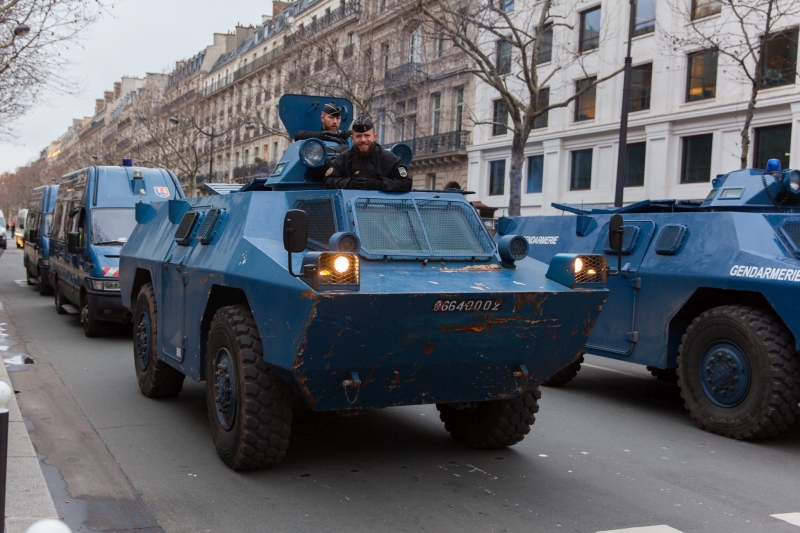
[324,115,411,191]
[294,102,352,145]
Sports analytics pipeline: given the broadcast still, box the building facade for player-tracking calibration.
[467,0,800,219]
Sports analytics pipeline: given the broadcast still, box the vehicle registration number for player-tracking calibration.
[432,299,505,312]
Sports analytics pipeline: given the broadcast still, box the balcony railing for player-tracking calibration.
[385,62,426,89]
[395,130,471,158]
[284,2,361,48]
[233,45,284,82]
[203,75,232,97]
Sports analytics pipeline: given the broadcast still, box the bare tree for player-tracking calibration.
[419,0,622,215]
[664,0,800,169]
[0,0,105,137]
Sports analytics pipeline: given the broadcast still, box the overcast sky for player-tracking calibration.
[0,0,271,174]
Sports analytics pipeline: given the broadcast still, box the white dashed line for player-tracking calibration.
[772,513,800,527]
[597,526,684,533]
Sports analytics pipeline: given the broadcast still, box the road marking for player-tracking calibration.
[772,513,800,526]
[14,280,28,287]
[597,526,684,533]
[582,363,641,377]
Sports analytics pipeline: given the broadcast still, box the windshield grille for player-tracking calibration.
[353,198,495,259]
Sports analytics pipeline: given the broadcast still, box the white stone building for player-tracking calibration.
[466,0,800,219]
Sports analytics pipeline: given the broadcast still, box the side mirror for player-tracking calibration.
[283,210,308,253]
[67,232,85,254]
[27,229,39,243]
[608,214,624,275]
[283,210,308,277]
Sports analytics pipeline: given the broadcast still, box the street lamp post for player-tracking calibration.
[613,0,637,208]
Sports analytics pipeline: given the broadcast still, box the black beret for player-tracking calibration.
[352,114,374,133]
[322,102,341,116]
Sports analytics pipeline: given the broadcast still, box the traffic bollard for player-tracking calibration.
[0,381,12,533]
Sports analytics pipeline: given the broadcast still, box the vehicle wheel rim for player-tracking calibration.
[698,341,751,408]
[213,348,236,431]
[136,311,151,370]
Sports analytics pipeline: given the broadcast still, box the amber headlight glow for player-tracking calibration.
[574,257,584,273]
[301,252,360,290]
[334,255,351,273]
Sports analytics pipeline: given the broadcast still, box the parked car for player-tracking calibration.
[49,160,184,337]
[23,184,59,294]
[0,210,6,249]
[14,209,28,248]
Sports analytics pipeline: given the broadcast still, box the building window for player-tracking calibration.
[396,118,405,141]
[244,149,249,166]
[579,7,601,53]
[427,173,437,190]
[431,93,441,135]
[409,28,421,63]
[496,40,512,75]
[381,43,390,77]
[527,155,544,193]
[625,142,646,187]
[630,63,652,111]
[571,149,593,190]
[574,77,597,122]
[537,25,553,64]
[272,142,278,161]
[492,99,508,136]
[437,34,445,57]
[761,29,798,88]
[681,134,713,183]
[454,87,464,131]
[754,124,792,170]
[634,0,656,36]
[686,50,718,101]
[379,0,386,12]
[503,0,514,13]
[378,108,386,143]
[692,0,720,20]
[489,160,506,195]
[533,88,549,129]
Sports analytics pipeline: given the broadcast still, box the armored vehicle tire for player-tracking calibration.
[54,281,68,315]
[436,388,541,449]
[677,305,800,440]
[647,366,678,383]
[81,298,103,338]
[38,275,52,296]
[133,283,185,398]
[205,305,293,471]
[542,354,584,386]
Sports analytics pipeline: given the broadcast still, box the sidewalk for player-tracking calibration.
[0,287,60,532]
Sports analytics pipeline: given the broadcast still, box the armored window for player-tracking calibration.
[574,77,596,122]
[625,142,646,187]
[686,50,717,102]
[292,198,338,249]
[527,155,544,194]
[489,160,506,196]
[537,25,553,64]
[579,7,601,52]
[634,0,656,36]
[681,134,713,183]
[630,64,652,111]
[492,99,508,136]
[761,29,798,88]
[692,0,720,20]
[754,124,791,170]
[571,149,593,190]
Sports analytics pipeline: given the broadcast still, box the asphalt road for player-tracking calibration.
[1,246,799,533]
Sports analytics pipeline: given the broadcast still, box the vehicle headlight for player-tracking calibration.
[546,254,607,288]
[299,139,327,168]
[90,278,121,291]
[301,252,360,290]
[497,235,529,266]
[784,170,800,196]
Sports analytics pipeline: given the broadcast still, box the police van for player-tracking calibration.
[23,184,59,294]
[49,161,183,337]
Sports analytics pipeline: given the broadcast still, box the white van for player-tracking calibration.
[14,209,28,248]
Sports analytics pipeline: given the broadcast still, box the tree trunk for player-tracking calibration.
[740,84,759,169]
[507,131,527,216]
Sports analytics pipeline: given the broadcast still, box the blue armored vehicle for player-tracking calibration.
[49,162,184,337]
[503,160,800,441]
[23,184,58,295]
[119,95,611,471]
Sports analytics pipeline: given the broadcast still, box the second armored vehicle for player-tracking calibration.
[120,95,611,471]
[23,184,59,295]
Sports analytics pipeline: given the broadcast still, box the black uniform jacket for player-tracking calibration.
[324,144,411,192]
[295,129,349,145]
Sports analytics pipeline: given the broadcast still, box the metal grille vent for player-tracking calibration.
[174,211,199,245]
[602,225,641,255]
[575,255,607,284]
[655,224,688,255]
[199,209,224,244]
[354,198,495,259]
[778,219,800,258]
[293,198,337,249]
[319,253,359,285]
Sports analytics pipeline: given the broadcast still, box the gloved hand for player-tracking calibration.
[352,177,383,190]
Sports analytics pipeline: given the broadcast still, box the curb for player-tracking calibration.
[0,297,60,532]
